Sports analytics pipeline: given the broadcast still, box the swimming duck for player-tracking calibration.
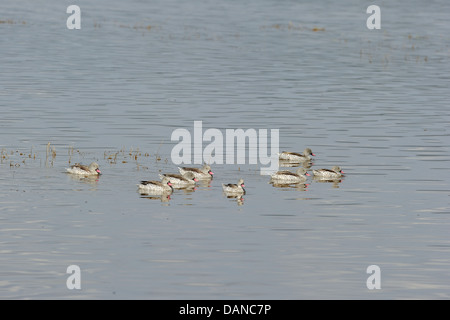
[278,148,315,162]
[159,171,198,188]
[66,162,101,176]
[313,166,344,179]
[270,167,310,184]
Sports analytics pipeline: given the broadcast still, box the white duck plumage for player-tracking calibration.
[138,177,174,194]
[159,171,198,188]
[278,148,315,162]
[66,162,101,176]
[222,179,246,195]
[178,164,213,180]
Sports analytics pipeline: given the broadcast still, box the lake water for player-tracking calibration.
[1,0,449,299]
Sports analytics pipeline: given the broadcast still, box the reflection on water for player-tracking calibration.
[270,182,309,191]
[138,190,172,203]
[312,177,343,189]
[196,180,213,188]
[279,160,313,169]
[224,194,245,206]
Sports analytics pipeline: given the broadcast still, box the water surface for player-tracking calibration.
[1,0,449,299]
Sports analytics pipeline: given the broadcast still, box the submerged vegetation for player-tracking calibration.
[260,22,325,32]
[0,144,169,172]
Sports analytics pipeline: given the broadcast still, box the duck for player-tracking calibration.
[158,171,198,188]
[313,166,344,179]
[66,162,101,176]
[178,163,213,180]
[222,179,246,195]
[278,148,315,162]
[270,167,310,184]
[138,177,173,194]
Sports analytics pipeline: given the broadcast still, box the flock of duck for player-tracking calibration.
[65,147,344,198]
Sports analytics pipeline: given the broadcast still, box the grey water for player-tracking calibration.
[1,0,449,299]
